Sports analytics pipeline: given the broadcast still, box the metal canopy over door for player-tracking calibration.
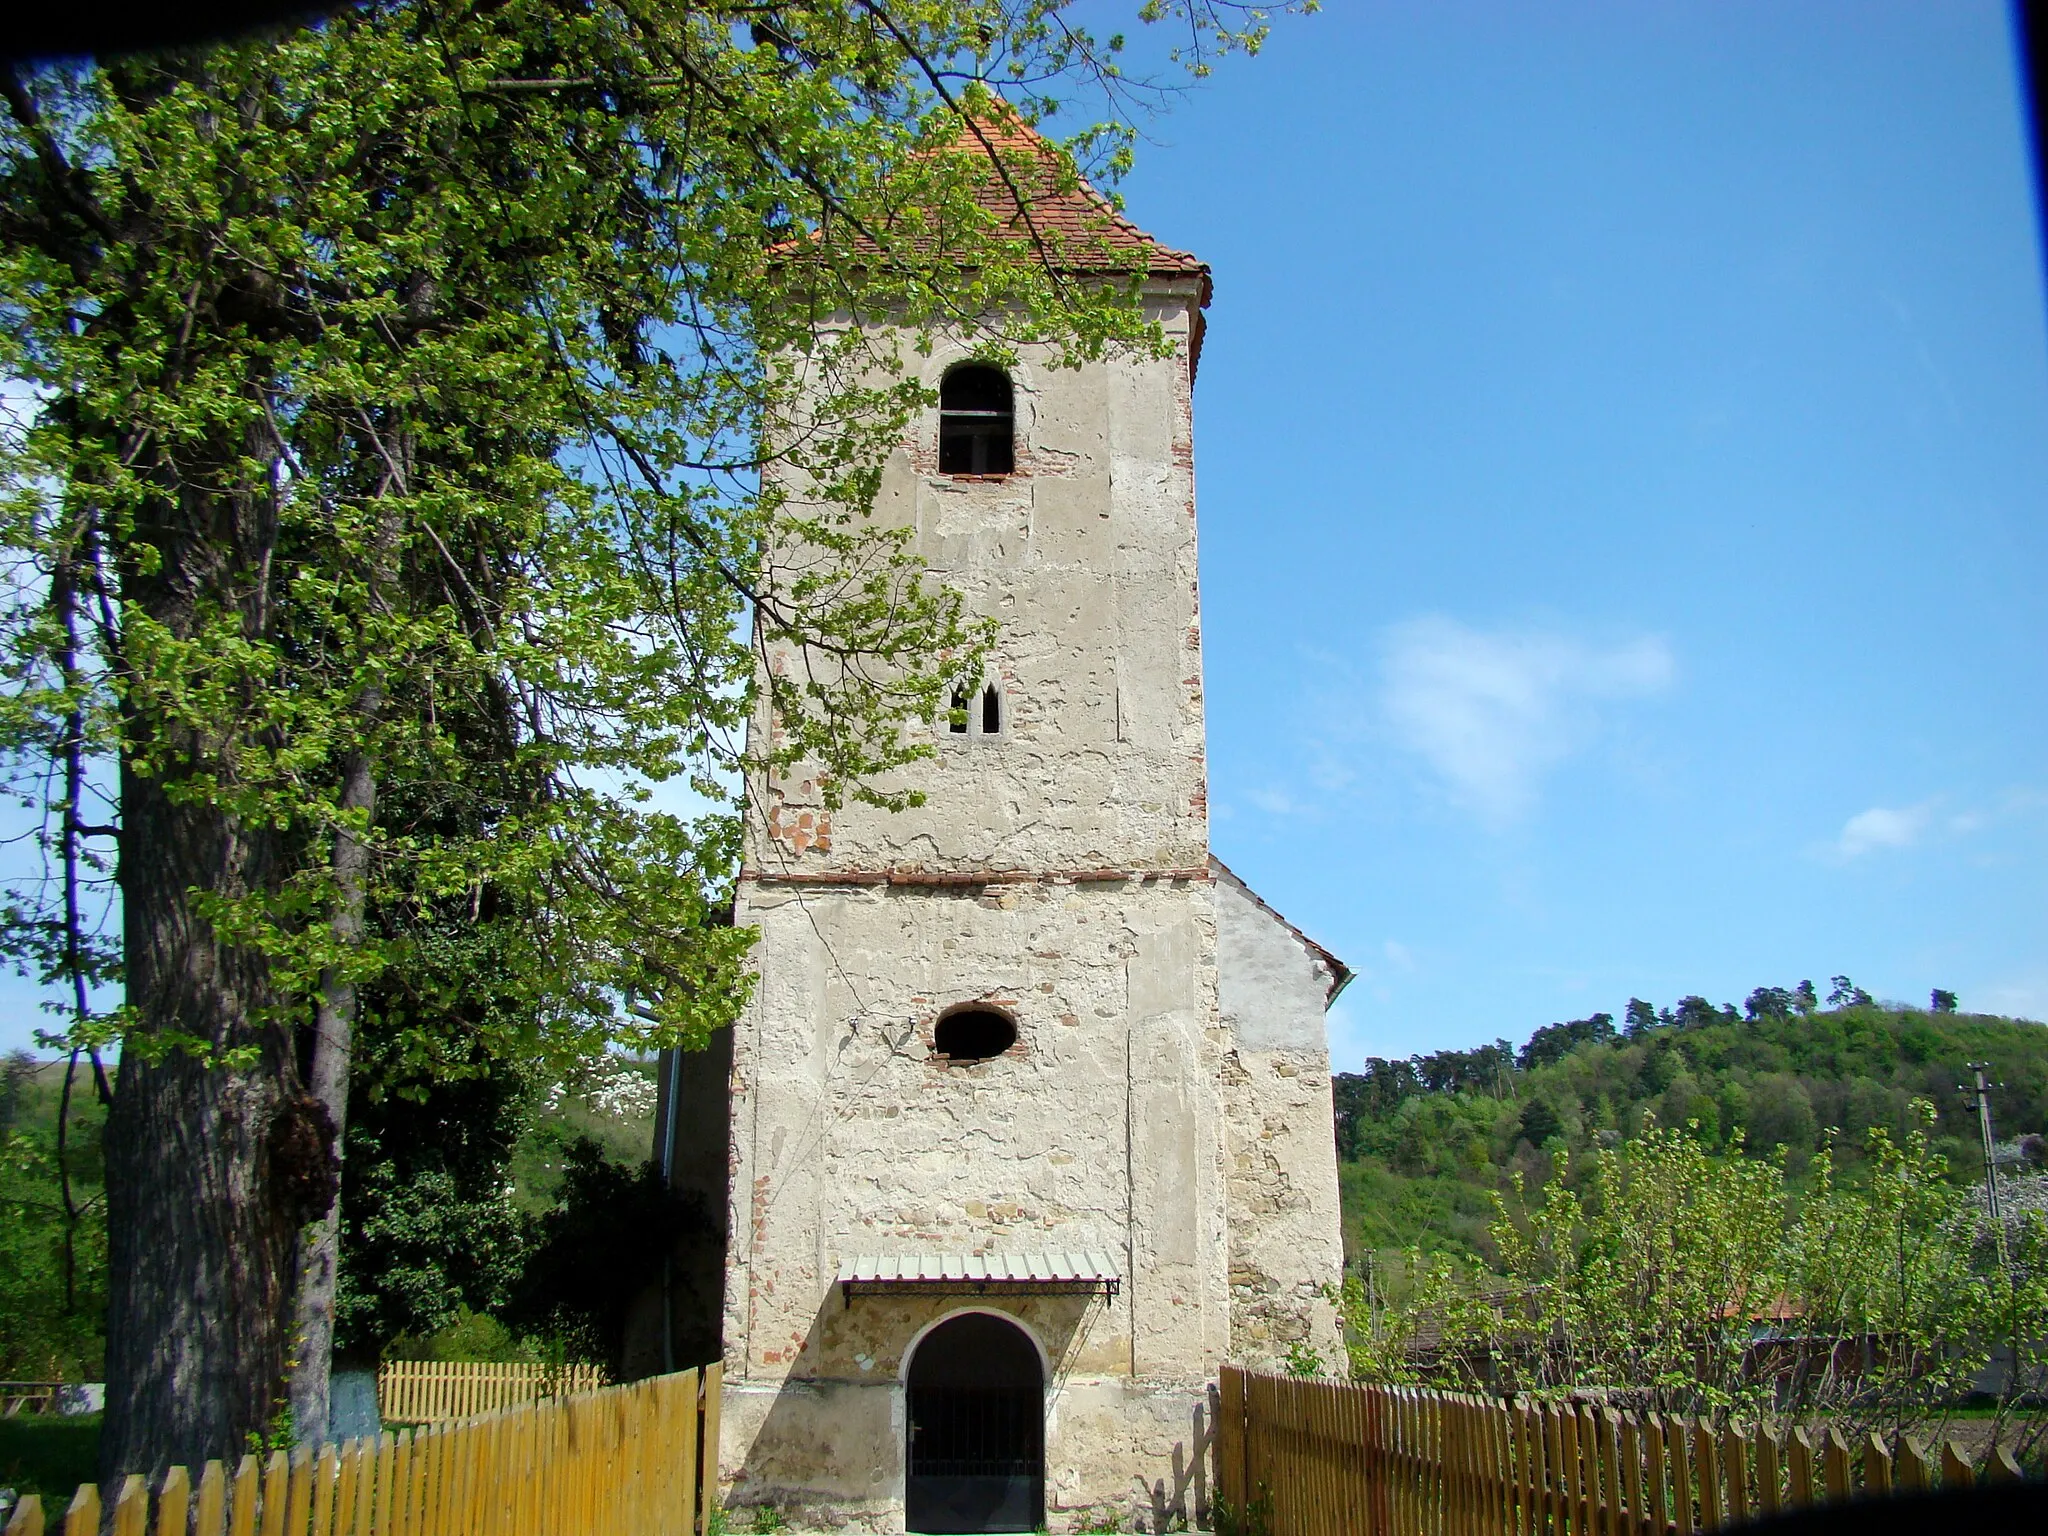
[905,1312,1044,1534]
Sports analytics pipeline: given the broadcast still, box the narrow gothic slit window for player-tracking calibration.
[949,685,970,734]
[981,684,1002,735]
[939,364,1014,475]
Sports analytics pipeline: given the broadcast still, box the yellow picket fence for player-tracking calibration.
[376,1359,608,1424]
[0,1363,719,1536]
[1215,1367,2028,1536]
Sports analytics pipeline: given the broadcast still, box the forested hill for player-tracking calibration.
[1331,981,2048,1272]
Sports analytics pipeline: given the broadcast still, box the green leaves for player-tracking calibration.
[1345,1106,2048,1451]
[0,3,1276,1064]
[0,0,1298,1456]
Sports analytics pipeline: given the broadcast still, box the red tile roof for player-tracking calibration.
[796,106,1210,296]
[941,111,1209,284]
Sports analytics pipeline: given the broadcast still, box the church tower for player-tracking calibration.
[668,125,1350,1533]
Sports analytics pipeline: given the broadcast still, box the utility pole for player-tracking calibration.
[1960,1063,2003,1224]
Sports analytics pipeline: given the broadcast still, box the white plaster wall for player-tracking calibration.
[719,279,1314,1526]
[724,878,1226,1383]
[749,287,1209,878]
[721,1367,1214,1531]
[1215,872,1332,1054]
[722,876,1228,1527]
[1213,872,1347,1370]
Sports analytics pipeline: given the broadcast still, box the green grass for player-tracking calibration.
[1337,1159,1502,1274]
[0,1414,100,1502]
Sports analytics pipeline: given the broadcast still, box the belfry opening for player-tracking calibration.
[905,1312,1044,1534]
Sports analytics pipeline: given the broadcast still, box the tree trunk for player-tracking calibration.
[286,466,399,1444]
[287,743,379,1445]
[99,454,334,1481]
[100,764,303,1482]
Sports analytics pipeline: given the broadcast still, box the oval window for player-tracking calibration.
[934,1008,1017,1063]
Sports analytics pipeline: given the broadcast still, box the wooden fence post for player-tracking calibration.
[1665,1415,1695,1536]
[1418,1390,1433,1536]
[109,1476,145,1536]
[284,1446,312,1536]
[1430,1391,1446,1536]
[1537,1403,1561,1536]
[1550,1405,1573,1536]
[1494,1396,1514,1536]
[1346,1384,1363,1536]
[1861,1434,1892,1499]
[1431,1391,1447,1536]
[1334,1381,1355,1536]
[1374,1386,1396,1536]
[1895,1440,1930,1494]
[255,1451,285,1536]
[1642,1417,1669,1536]
[1594,1406,1622,1536]
[1330,1380,1349,1536]
[1690,1423,1722,1533]
[373,1435,396,1536]
[331,1442,357,1536]
[1939,1442,1972,1490]
[154,1466,191,1536]
[1820,1429,1851,1504]
[394,1430,417,1536]
[228,1458,258,1536]
[1718,1425,1748,1527]
[1218,1368,1244,1523]
[1489,1397,1512,1536]
[1517,1402,1535,1536]
[430,1421,452,1536]
[1751,1425,1779,1519]
[2,1496,44,1536]
[1784,1429,1814,1509]
[1465,1393,1483,1536]
[1440,1393,1458,1536]
[1619,1415,1645,1536]
[702,1362,724,1536]
[193,1463,226,1536]
[62,1484,99,1536]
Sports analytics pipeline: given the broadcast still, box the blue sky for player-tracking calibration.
[2,3,2043,1068]
[1109,0,2048,1067]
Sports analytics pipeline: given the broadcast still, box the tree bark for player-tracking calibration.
[101,763,302,1481]
[98,454,333,1481]
[287,742,378,1445]
[286,452,399,1443]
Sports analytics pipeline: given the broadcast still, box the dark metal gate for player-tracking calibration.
[906,1313,1044,1533]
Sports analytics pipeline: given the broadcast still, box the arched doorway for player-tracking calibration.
[905,1311,1045,1534]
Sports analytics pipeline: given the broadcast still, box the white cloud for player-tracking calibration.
[1246,786,1309,819]
[1835,803,1932,858]
[1379,617,1673,823]
[1825,790,2048,861]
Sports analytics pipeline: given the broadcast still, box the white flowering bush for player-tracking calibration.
[542,1055,658,1126]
